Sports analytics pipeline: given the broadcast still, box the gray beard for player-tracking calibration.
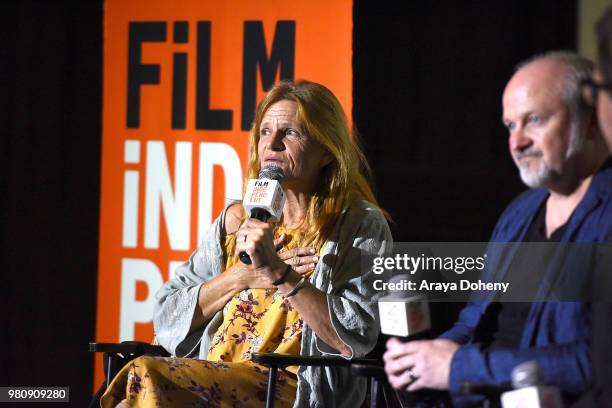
[518,162,553,188]
[518,125,583,189]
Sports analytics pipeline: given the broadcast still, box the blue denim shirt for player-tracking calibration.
[440,161,612,407]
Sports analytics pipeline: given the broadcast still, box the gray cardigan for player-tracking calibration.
[153,199,392,407]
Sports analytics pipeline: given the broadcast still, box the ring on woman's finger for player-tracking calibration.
[407,370,418,384]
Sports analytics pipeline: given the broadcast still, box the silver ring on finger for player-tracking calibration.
[407,370,418,384]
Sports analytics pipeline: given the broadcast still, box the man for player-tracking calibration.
[594,7,612,151]
[572,9,612,408]
[384,52,612,407]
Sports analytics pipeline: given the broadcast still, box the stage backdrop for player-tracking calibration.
[96,0,351,386]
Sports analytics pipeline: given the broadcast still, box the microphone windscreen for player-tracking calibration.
[388,274,417,299]
[259,166,284,181]
[511,361,543,389]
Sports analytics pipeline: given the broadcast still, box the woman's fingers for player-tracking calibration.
[233,220,273,258]
[278,247,318,273]
[235,221,318,273]
[273,233,287,249]
[293,261,317,274]
[278,246,314,258]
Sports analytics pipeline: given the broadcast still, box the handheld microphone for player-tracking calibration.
[501,361,562,408]
[378,274,431,338]
[239,166,286,264]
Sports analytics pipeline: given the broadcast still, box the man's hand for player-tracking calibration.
[383,337,459,391]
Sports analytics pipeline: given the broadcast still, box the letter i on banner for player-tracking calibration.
[95,0,352,390]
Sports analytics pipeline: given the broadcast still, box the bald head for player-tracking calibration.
[516,53,595,123]
[503,59,568,112]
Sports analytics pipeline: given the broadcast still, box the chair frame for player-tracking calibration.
[89,341,170,387]
[251,352,391,408]
[90,341,395,407]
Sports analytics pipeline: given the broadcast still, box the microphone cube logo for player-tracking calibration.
[378,295,431,337]
[250,184,269,203]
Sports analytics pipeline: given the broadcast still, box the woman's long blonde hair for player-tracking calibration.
[246,80,386,249]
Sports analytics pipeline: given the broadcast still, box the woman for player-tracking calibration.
[101,80,392,407]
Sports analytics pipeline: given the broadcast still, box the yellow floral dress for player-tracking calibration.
[101,228,314,408]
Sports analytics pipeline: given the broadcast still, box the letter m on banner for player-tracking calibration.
[241,21,295,130]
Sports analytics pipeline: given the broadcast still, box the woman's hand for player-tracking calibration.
[233,219,317,289]
[234,218,280,271]
[277,245,318,274]
[193,229,318,327]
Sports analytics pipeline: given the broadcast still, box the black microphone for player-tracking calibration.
[501,361,562,408]
[239,166,286,264]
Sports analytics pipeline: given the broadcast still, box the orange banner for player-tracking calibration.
[96,0,352,389]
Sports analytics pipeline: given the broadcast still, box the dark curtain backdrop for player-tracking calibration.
[1,1,102,406]
[2,0,576,405]
[354,0,577,242]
